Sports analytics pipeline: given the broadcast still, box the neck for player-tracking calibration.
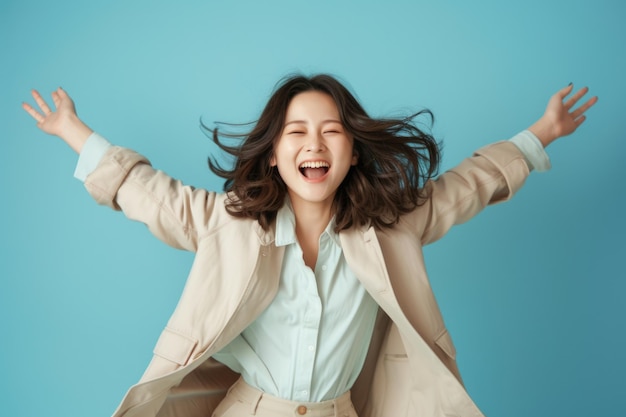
[291,198,333,237]
[289,195,334,269]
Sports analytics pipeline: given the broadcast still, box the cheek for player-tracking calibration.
[275,166,297,186]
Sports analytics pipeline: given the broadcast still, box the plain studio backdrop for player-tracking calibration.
[1,1,624,416]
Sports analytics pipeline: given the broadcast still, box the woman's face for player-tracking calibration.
[271,91,357,211]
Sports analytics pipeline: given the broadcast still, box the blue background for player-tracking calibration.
[2,1,624,416]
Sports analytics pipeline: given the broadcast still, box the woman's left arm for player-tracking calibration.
[412,84,597,245]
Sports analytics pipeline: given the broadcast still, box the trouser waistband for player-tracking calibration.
[227,377,355,417]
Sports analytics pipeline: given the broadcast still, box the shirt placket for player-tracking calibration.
[292,263,322,401]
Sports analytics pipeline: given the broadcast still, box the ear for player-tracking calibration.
[351,150,359,166]
[270,154,277,167]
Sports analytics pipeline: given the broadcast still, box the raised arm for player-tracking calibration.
[413,84,597,245]
[22,87,93,153]
[22,87,221,252]
[528,84,598,147]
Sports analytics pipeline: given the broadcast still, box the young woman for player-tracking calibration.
[23,75,596,417]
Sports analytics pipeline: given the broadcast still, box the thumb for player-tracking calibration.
[556,83,574,99]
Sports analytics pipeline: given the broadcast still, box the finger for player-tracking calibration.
[55,87,75,110]
[22,102,44,123]
[52,90,61,108]
[556,83,575,100]
[31,89,52,115]
[574,115,587,127]
[564,86,590,110]
[56,86,72,103]
[571,95,598,119]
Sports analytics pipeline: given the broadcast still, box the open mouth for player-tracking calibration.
[299,161,330,179]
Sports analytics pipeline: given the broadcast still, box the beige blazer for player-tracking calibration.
[84,141,529,417]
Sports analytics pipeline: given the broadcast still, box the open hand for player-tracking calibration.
[529,84,598,147]
[22,88,92,153]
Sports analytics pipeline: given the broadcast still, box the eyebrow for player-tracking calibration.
[284,119,342,126]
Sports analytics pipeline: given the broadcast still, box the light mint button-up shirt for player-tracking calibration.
[212,201,379,402]
[74,130,550,403]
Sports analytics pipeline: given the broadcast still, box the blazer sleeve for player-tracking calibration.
[406,140,531,246]
[83,146,220,252]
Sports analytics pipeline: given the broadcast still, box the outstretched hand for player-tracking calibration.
[22,88,92,153]
[529,84,598,147]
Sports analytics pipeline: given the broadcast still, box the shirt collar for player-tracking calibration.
[275,198,341,248]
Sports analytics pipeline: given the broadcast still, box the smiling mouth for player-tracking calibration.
[299,161,330,179]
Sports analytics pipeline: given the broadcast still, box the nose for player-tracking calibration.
[306,131,325,152]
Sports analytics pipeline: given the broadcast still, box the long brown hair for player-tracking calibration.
[204,74,441,231]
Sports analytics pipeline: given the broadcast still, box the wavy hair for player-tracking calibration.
[204,74,441,232]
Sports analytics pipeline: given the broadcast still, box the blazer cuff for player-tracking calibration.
[74,132,113,181]
[84,146,151,210]
[509,130,551,172]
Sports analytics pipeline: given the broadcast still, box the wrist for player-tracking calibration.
[62,114,93,153]
[527,118,556,148]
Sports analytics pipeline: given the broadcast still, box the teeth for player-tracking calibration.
[299,161,330,169]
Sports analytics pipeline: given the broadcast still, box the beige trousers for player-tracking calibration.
[212,378,358,417]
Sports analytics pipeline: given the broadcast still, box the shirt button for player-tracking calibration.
[308,345,315,351]
[297,405,307,415]
[321,264,327,271]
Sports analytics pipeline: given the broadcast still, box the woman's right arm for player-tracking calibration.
[23,88,220,252]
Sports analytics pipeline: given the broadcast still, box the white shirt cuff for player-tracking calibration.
[509,130,551,172]
[73,132,112,182]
